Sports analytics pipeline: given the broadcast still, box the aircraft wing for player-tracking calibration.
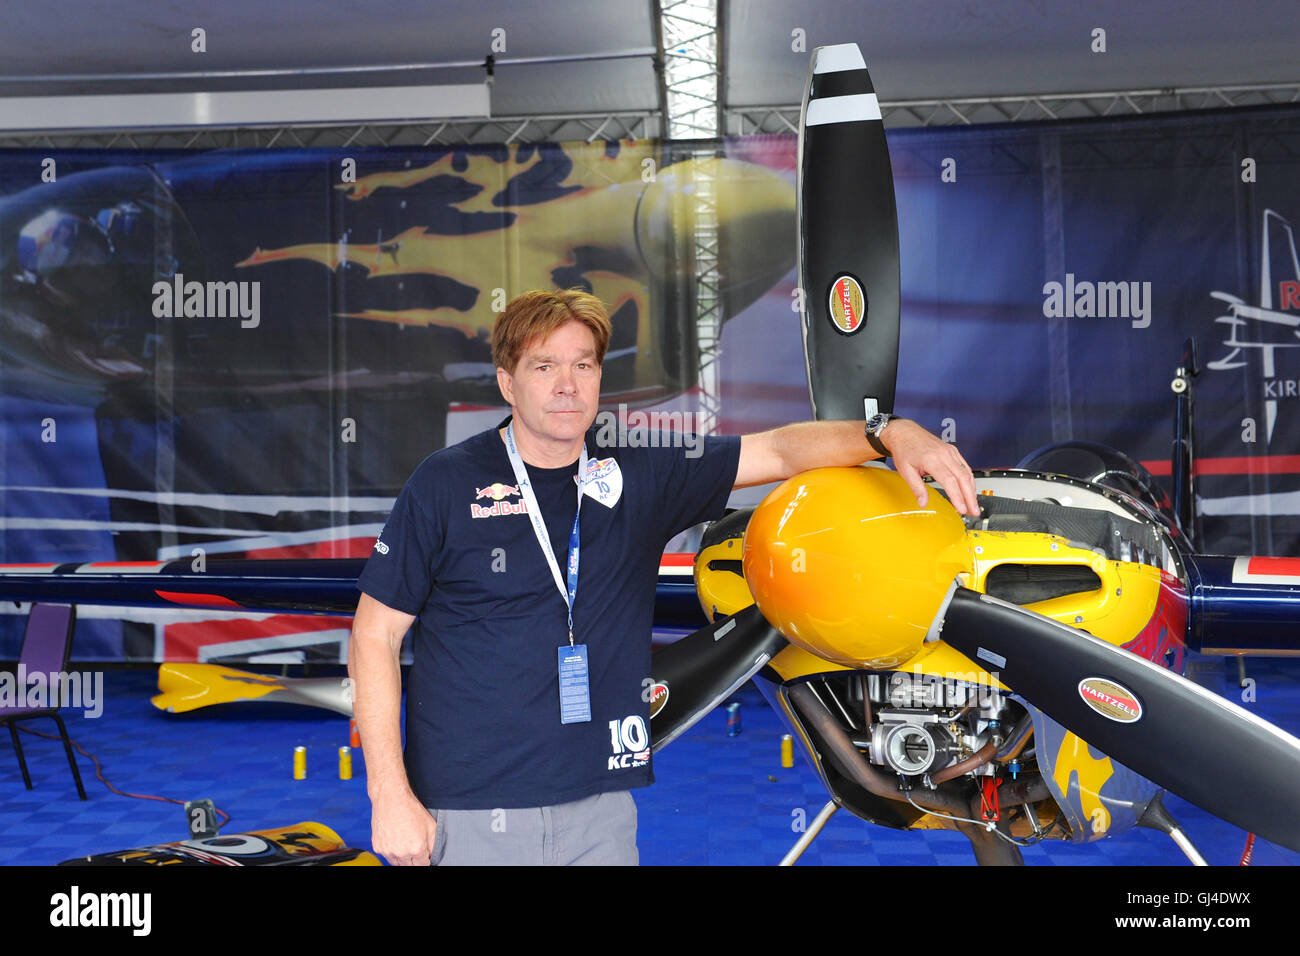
[0,556,709,629]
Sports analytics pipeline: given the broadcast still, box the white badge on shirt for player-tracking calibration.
[577,457,623,508]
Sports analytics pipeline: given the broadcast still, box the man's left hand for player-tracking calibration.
[880,419,980,517]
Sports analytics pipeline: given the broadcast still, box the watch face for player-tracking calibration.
[866,413,891,435]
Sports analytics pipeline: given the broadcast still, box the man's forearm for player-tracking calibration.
[348,626,413,801]
[768,420,881,474]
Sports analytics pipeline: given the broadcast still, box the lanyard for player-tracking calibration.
[503,420,588,646]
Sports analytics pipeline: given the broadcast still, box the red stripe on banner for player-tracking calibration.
[237,537,376,560]
[1140,455,1300,476]
[86,561,164,568]
[660,552,695,566]
[155,590,245,609]
[1246,556,1300,577]
[165,613,354,660]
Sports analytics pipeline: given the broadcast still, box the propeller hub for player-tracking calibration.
[742,467,972,668]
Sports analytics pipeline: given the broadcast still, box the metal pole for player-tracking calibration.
[778,800,838,866]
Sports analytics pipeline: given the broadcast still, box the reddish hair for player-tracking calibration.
[492,289,612,374]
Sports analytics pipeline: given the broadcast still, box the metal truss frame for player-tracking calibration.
[682,145,723,436]
[730,82,1300,134]
[0,111,661,150]
[656,0,721,141]
[655,0,723,427]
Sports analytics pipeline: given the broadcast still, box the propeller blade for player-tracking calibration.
[798,43,901,421]
[940,586,1300,851]
[152,663,353,716]
[650,603,788,752]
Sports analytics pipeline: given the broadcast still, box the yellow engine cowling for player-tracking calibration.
[741,467,972,668]
[696,466,1165,679]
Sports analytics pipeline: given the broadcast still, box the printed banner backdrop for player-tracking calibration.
[723,105,1300,560]
[0,105,1298,661]
[0,141,797,660]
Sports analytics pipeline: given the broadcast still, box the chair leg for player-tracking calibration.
[6,721,33,790]
[49,714,87,801]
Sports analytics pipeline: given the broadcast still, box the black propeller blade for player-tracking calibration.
[940,587,1300,851]
[650,603,788,753]
[798,43,901,421]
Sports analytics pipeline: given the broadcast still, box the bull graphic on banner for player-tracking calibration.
[1207,208,1300,443]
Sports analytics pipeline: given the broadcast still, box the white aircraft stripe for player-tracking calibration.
[0,485,395,515]
[806,93,881,126]
[75,561,168,574]
[155,524,385,558]
[0,603,274,623]
[1201,491,1300,516]
[813,44,867,74]
[0,517,387,543]
[198,630,352,662]
[0,518,262,535]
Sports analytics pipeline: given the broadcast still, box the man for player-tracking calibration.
[350,289,977,866]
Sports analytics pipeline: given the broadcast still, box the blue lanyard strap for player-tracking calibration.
[503,421,588,646]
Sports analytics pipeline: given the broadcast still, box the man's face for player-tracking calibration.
[496,319,602,445]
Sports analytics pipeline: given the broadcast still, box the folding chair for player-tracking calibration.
[0,604,86,800]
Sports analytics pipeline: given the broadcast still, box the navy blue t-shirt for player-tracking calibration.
[358,415,742,809]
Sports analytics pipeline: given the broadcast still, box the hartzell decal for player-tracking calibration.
[648,681,670,719]
[828,274,866,334]
[1078,677,1143,723]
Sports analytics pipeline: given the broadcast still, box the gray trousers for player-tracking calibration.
[427,790,638,865]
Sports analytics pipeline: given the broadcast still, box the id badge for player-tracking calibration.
[557,643,592,724]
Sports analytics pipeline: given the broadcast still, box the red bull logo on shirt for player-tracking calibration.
[470,481,526,518]
[470,499,529,519]
[475,482,521,501]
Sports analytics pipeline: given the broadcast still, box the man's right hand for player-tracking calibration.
[371,788,439,866]
[350,593,427,864]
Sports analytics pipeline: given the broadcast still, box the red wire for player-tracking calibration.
[1239,833,1255,866]
[980,776,1002,822]
[14,724,231,828]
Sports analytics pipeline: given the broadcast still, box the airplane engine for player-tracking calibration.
[703,463,1191,849]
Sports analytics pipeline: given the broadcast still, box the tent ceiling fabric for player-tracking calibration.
[726,0,1300,107]
[0,0,659,116]
[0,1,1296,120]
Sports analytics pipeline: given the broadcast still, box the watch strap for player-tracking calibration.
[865,413,896,456]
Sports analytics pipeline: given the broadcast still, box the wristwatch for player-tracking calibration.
[864,412,897,456]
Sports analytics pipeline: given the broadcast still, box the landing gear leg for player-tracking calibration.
[778,800,838,866]
[1137,792,1209,866]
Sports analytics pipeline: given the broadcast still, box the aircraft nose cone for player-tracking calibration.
[742,467,972,668]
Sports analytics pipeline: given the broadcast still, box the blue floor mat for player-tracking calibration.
[2,654,1297,866]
